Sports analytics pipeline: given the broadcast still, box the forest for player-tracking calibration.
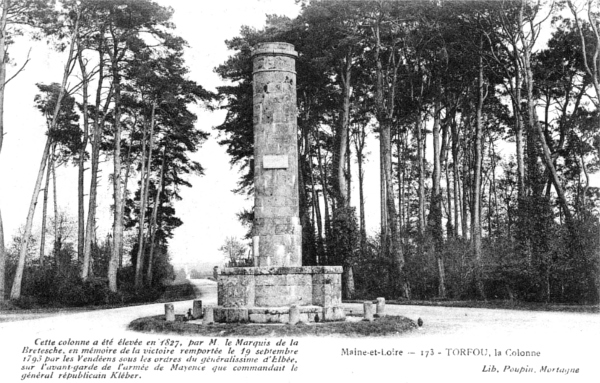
[215,0,600,304]
[0,0,598,309]
[0,0,213,306]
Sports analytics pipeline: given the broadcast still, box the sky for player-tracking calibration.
[0,0,382,270]
[0,0,597,271]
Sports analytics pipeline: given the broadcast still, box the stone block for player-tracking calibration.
[255,285,293,306]
[363,302,374,322]
[226,308,248,323]
[203,307,214,325]
[323,306,346,322]
[376,297,386,317]
[289,305,300,325]
[213,308,249,323]
[218,274,256,308]
[164,304,174,322]
[193,300,202,319]
[249,313,267,323]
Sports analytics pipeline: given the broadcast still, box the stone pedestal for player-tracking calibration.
[215,266,345,323]
[212,42,345,323]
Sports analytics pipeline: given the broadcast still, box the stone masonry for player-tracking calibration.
[214,42,345,323]
[252,42,302,268]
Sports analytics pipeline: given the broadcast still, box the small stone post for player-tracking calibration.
[376,297,386,317]
[203,307,214,325]
[289,305,300,325]
[363,301,374,322]
[193,300,203,319]
[164,304,175,322]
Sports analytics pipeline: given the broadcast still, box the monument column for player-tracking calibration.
[251,42,302,267]
[215,42,344,322]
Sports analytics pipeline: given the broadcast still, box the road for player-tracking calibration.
[0,279,218,331]
[1,279,596,340]
[0,279,598,382]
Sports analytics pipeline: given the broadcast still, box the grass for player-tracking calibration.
[0,279,196,320]
[346,299,600,313]
[128,315,417,337]
[154,280,196,303]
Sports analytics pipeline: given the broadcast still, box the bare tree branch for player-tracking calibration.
[3,47,30,86]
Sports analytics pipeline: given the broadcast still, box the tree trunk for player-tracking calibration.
[372,16,388,251]
[336,51,352,208]
[513,64,525,200]
[429,97,445,298]
[298,125,316,266]
[429,98,443,244]
[146,150,166,285]
[109,59,123,293]
[451,115,461,237]
[76,44,90,265]
[382,117,402,283]
[315,128,331,260]
[135,102,156,287]
[416,112,426,237]
[82,45,109,280]
[519,4,574,230]
[39,153,52,266]
[380,137,387,246]
[10,9,79,298]
[473,51,487,300]
[0,0,9,302]
[0,209,4,301]
[445,141,453,238]
[309,157,323,259]
[83,128,98,280]
[567,0,600,133]
[134,112,148,286]
[461,146,469,240]
[346,125,351,206]
[336,57,354,292]
[10,138,51,299]
[397,131,403,239]
[353,124,367,252]
[52,150,62,266]
[491,139,500,237]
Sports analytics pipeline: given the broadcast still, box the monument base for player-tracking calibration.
[214,266,345,323]
[213,305,346,323]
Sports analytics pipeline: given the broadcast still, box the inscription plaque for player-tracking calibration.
[263,155,288,169]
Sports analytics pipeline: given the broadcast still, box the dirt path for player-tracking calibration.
[1,279,598,382]
[2,279,596,342]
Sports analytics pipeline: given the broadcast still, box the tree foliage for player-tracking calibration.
[215,0,600,304]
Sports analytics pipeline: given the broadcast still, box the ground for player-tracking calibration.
[1,279,598,338]
[1,279,598,382]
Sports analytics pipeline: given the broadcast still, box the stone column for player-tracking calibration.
[251,42,302,267]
